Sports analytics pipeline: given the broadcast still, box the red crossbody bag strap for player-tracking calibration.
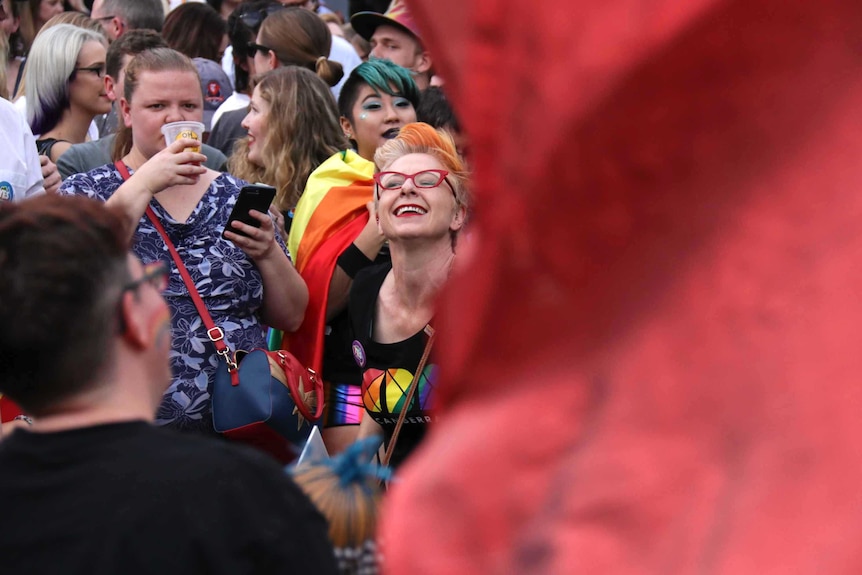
[114,161,239,384]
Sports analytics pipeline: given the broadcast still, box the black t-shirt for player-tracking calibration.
[348,263,436,468]
[0,421,338,575]
[323,246,391,385]
[35,137,68,158]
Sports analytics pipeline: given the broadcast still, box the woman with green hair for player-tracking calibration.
[285,59,419,454]
[336,57,420,163]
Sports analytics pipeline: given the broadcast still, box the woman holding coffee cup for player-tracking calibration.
[59,48,308,435]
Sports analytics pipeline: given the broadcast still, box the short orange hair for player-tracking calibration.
[374,122,469,210]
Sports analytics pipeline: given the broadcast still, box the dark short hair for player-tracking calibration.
[0,195,129,414]
[106,29,168,80]
[337,58,420,123]
[163,3,227,63]
[417,86,460,133]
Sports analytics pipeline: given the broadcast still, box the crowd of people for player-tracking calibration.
[0,0,466,573]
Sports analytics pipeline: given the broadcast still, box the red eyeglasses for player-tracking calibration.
[373,169,455,195]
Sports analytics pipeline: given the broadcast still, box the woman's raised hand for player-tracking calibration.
[108,138,208,240]
[224,209,278,262]
[132,138,207,195]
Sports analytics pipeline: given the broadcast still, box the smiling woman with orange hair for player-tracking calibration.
[348,122,469,469]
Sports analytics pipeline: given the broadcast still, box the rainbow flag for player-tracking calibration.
[285,150,375,373]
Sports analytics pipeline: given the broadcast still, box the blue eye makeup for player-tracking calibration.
[361,100,383,111]
[393,97,411,108]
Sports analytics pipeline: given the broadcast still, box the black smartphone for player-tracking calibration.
[222,184,277,239]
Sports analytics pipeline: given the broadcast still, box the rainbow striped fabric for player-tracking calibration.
[285,150,375,373]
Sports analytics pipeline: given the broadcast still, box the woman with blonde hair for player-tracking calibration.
[211,6,343,159]
[12,10,104,99]
[350,122,469,469]
[228,66,346,222]
[25,22,110,161]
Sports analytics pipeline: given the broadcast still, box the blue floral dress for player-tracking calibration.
[60,163,288,434]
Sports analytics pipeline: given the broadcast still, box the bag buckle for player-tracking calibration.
[217,347,238,372]
[208,327,237,372]
[207,326,225,342]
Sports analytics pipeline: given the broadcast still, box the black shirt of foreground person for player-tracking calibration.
[0,421,339,575]
[0,194,336,575]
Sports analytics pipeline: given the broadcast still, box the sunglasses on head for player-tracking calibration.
[237,4,286,30]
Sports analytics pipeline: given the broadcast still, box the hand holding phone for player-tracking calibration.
[222,184,277,239]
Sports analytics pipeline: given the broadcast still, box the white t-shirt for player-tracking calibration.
[0,98,45,202]
[221,45,236,93]
[330,35,362,101]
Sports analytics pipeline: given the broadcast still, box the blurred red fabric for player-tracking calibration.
[382,0,862,572]
[0,396,23,422]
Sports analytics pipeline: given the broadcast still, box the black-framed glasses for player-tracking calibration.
[73,65,106,79]
[92,14,115,22]
[117,261,168,333]
[247,41,273,55]
[123,262,169,294]
[374,169,455,193]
